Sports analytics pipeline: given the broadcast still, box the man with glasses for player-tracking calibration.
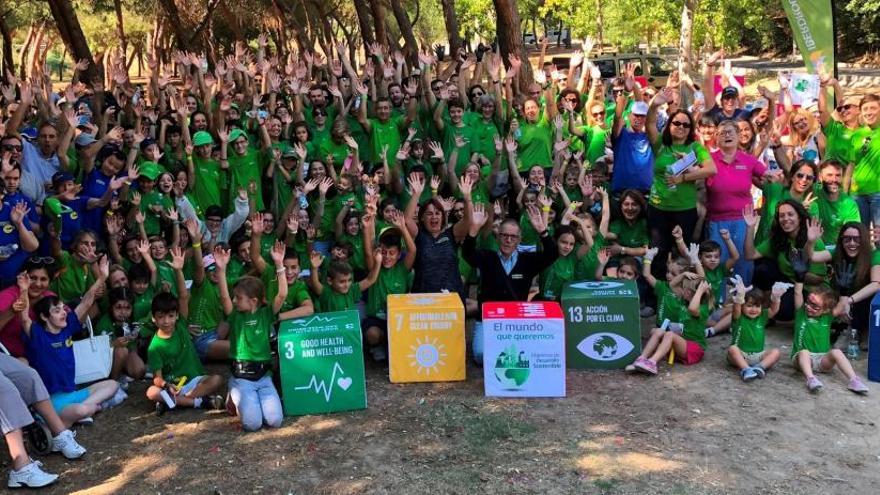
[462,205,558,364]
[817,77,867,188]
[809,160,860,248]
[1,135,48,206]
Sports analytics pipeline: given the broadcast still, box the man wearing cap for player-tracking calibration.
[702,53,747,121]
[224,127,268,211]
[136,161,172,237]
[190,130,227,214]
[611,95,653,196]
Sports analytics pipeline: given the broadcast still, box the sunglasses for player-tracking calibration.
[795,172,815,181]
[28,256,56,267]
[841,235,861,244]
[836,104,856,113]
[2,144,23,152]
[498,233,520,240]
[592,111,605,117]
[612,89,625,95]
[670,121,691,129]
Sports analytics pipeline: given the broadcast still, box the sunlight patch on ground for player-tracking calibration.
[68,453,174,495]
[576,452,683,478]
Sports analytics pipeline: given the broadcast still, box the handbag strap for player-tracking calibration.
[85,316,96,351]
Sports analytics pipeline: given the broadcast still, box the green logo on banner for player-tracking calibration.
[278,311,367,416]
[493,344,531,388]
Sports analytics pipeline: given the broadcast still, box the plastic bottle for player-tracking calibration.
[848,327,860,360]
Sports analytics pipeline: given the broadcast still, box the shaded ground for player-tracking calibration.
[6,321,880,495]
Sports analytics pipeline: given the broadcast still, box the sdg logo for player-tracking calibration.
[577,333,635,361]
[569,281,624,290]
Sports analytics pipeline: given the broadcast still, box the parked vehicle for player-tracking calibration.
[551,52,677,89]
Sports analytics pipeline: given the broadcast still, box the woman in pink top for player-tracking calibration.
[0,258,58,362]
[705,120,779,283]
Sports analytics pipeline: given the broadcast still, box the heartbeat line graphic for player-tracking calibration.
[294,362,346,402]
[296,315,342,326]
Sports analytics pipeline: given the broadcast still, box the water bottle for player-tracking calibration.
[0,243,19,260]
[848,327,860,360]
[298,194,308,210]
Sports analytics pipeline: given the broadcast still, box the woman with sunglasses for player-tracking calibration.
[644,88,716,279]
[783,109,825,165]
[811,222,880,349]
[743,199,829,321]
[755,159,817,246]
[817,79,864,175]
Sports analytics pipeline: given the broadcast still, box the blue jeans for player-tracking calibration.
[856,193,880,231]
[228,375,283,432]
[706,219,753,285]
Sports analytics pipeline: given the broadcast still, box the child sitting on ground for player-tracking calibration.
[727,275,785,381]
[18,259,120,427]
[215,242,287,431]
[792,281,869,394]
[145,250,225,415]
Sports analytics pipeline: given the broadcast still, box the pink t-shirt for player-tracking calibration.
[706,150,767,221]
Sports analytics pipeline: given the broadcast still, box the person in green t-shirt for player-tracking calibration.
[223,128,269,212]
[629,267,713,375]
[539,222,593,301]
[354,79,418,162]
[817,78,863,169]
[727,277,783,381]
[97,287,146,381]
[809,160,860,246]
[599,189,649,272]
[215,241,288,431]
[145,291,225,415]
[849,95,880,225]
[182,220,230,361]
[308,248,381,314]
[791,282,867,394]
[190,131,227,215]
[434,96,476,175]
[361,207,417,361]
[249,213,314,322]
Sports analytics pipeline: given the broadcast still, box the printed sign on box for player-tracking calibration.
[278,311,367,416]
[561,280,641,369]
[482,302,566,397]
[387,293,465,383]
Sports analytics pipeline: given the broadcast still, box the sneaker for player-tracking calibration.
[640,306,656,318]
[633,357,658,375]
[848,376,870,395]
[7,460,58,488]
[740,367,758,382]
[205,395,225,410]
[369,345,388,362]
[624,364,637,373]
[117,375,134,392]
[155,400,169,416]
[752,365,766,379]
[705,327,716,338]
[75,417,94,426]
[806,376,824,393]
[51,429,86,460]
[101,387,128,410]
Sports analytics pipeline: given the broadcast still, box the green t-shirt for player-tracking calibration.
[366,263,410,318]
[851,126,880,195]
[704,265,727,305]
[581,125,610,165]
[368,115,405,162]
[654,280,685,327]
[188,280,223,332]
[608,218,648,248]
[52,252,95,304]
[808,188,861,246]
[340,232,366,273]
[649,140,711,211]
[682,303,710,350]
[823,120,861,165]
[132,287,155,323]
[192,156,226,212]
[575,233,605,280]
[317,283,360,313]
[261,269,311,315]
[517,116,553,171]
[140,190,173,236]
[469,116,502,164]
[791,306,832,357]
[755,238,828,281]
[155,260,178,297]
[539,253,577,301]
[318,139,351,174]
[731,308,768,354]
[228,149,267,211]
[442,124,476,175]
[756,182,792,246]
[228,306,274,363]
[147,319,206,383]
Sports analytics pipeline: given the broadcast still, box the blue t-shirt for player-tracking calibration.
[49,197,88,249]
[24,311,81,395]
[2,191,40,228]
[611,127,653,193]
[81,168,115,232]
[0,204,33,287]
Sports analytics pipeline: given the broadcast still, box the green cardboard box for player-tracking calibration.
[278,311,367,416]
[561,280,641,369]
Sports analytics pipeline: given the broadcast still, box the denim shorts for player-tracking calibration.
[193,330,219,360]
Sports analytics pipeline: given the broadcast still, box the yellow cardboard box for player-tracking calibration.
[387,293,465,383]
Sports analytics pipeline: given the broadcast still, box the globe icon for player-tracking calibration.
[593,335,619,359]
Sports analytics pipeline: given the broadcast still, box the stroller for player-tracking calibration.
[0,342,53,456]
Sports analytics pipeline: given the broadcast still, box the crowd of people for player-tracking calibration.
[0,34,879,488]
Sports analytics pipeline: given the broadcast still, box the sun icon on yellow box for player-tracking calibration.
[407,337,447,375]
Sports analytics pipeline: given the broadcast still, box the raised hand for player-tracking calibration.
[213,245,231,269]
[270,240,285,266]
[742,204,759,228]
[644,246,658,262]
[407,173,425,196]
[169,247,186,270]
[251,212,265,235]
[771,281,793,300]
[671,225,683,241]
[470,203,488,232]
[309,250,324,269]
[525,205,547,233]
[806,216,823,244]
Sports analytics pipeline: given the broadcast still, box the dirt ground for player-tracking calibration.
[5,318,880,495]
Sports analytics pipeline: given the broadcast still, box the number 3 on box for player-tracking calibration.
[284,341,295,359]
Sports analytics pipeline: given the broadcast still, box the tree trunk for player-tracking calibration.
[368,0,387,47]
[595,0,604,48]
[46,0,98,83]
[113,0,127,66]
[678,0,697,74]
[156,0,192,52]
[389,0,418,62]
[351,0,375,53]
[439,0,462,58]
[493,0,532,92]
[0,14,13,82]
[18,24,36,80]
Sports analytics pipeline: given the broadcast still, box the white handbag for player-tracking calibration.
[73,317,112,385]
